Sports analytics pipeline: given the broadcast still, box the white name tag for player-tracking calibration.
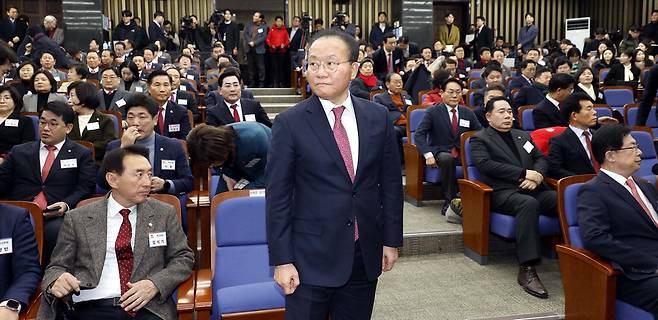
[4,119,19,127]
[115,98,126,107]
[177,99,188,106]
[395,59,400,64]
[245,158,260,168]
[0,238,12,254]
[54,76,61,82]
[249,189,265,197]
[186,74,195,80]
[466,67,471,72]
[459,74,466,79]
[148,232,167,247]
[86,122,99,131]
[135,87,143,93]
[598,92,604,100]
[244,114,256,122]
[404,99,412,105]
[161,159,176,170]
[523,141,534,154]
[168,124,180,132]
[60,159,77,169]
[459,119,470,128]
[179,85,187,91]
[257,28,264,33]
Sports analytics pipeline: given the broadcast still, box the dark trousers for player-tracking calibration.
[44,216,63,268]
[67,306,160,320]
[271,51,286,88]
[434,152,458,200]
[285,242,378,320]
[394,125,405,164]
[490,188,557,264]
[247,50,265,87]
[617,275,658,318]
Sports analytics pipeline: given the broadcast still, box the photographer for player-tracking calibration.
[180,15,211,52]
[331,12,356,37]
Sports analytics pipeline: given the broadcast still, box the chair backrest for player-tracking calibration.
[75,140,95,161]
[467,89,477,108]
[631,130,657,159]
[101,110,123,137]
[530,126,567,156]
[468,69,482,79]
[369,89,385,100]
[0,201,44,264]
[592,104,613,118]
[603,87,635,108]
[21,113,39,138]
[625,104,658,128]
[460,131,480,180]
[418,89,431,104]
[598,68,610,84]
[87,79,100,89]
[467,78,480,89]
[210,190,270,289]
[518,105,536,131]
[557,175,596,247]
[187,110,194,128]
[406,105,427,145]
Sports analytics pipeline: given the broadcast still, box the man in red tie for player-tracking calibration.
[145,70,191,140]
[204,68,271,127]
[579,124,658,318]
[372,32,402,81]
[38,145,194,319]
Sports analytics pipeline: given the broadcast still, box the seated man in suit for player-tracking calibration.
[579,125,658,318]
[472,64,504,107]
[415,78,482,218]
[205,67,255,106]
[98,67,131,117]
[164,67,199,123]
[473,84,505,128]
[107,93,193,197]
[471,96,556,299]
[0,101,96,266]
[373,72,412,163]
[507,60,536,95]
[85,51,102,81]
[0,204,42,320]
[39,145,194,320]
[547,92,599,179]
[142,47,162,72]
[145,69,191,140]
[513,66,551,110]
[533,73,575,129]
[206,69,272,128]
[372,32,404,81]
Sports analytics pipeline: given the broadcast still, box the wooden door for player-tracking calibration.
[0,0,62,28]
[433,1,468,44]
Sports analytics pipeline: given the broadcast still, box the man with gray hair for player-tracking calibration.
[42,15,64,46]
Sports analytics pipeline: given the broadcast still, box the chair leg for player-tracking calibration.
[464,246,489,265]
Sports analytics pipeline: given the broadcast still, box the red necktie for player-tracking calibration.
[34,145,57,209]
[157,106,165,135]
[450,108,459,158]
[626,178,658,228]
[387,53,393,73]
[583,131,600,172]
[230,104,241,122]
[115,209,136,316]
[332,106,359,241]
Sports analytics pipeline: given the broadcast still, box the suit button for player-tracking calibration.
[347,220,352,226]
[352,192,356,197]
[86,283,92,287]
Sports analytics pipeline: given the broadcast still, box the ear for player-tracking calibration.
[106,171,119,189]
[350,62,359,80]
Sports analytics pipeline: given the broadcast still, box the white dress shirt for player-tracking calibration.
[73,193,137,302]
[319,94,359,175]
[225,99,243,121]
[39,140,66,171]
[600,169,658,224]
[578,83,596,101]
[546,94,560,109]
[623,64,634,81]
[568,125,594,160]
[77,114,93,135]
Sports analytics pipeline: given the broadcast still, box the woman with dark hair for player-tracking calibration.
[187,122,271,194]
[14,61,37,96]
[22,69,68,112]
[567,47,587,75]
[634,49,654,71]
[0,85,35,162]
[66,81,116,164]
[349,58,383,100]
[593,48,617,76]
[573,66,605,104]
[58,63,89,94]
[119,61,147,93]
[604,51,641,87]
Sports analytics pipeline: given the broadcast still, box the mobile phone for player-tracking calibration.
[43,206,62,213]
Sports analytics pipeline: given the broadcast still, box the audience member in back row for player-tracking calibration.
[165,66,200,123]
[22,70,68,113]
[513,66,551,110]
[0,101,96,267]
[474,84,505,128]
[374,73,412,162]
[145,70,191,140]
[471,96,555,299]
[603,51,640,87]
[635,64,658,126]
[532,73,575,129]
[472,64,504,107]
[372,32,404,81]
[119,61,147,93]
[13,61,36,96]
[187,122,271,193]
[579,125,658,318]
[205,69,271,127]
[349,58,383,100]
[0,85,35,161]
[98,67,132,116]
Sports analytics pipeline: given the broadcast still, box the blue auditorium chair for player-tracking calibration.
[556,175,654,320]
[630,130,658,177]
[518,105,535,131]
[603,86,635,114]
[625,103,658,137]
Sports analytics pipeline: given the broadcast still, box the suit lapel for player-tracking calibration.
[83,199,108,280]
[511,130,531,168]
[153,135,162,176]
[565,129,594,171]
[354,99,371,184]
[437,104,456,139]
[132,200,155,272]
[486,127,521,166]
[31,142,42,182]
[634,177,658,229]
[602,173,656,226]
[217,99,235,123]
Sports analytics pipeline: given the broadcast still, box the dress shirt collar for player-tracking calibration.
[40,139,66,152]
[600,168,633,184]
[546,94,560,109]
[319,93,354,117]
[568,125,591,138]
[225,99,242,109]
[107,192,137,218]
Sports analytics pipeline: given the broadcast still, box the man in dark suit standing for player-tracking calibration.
[288,16,306,72]
[368,11,393,49]
[470,96,555,299]
[579,124,658,318]
[148,11,167,49]
[0,101,96,267]
[146,70,191,140]
[398,36,420,58]
[415,78,482,218]
[547,92,599,179]
[0,7,27,50]
[372,32,404,81]
[243,12,268,88]
[0,204,41,319]
[471,16,493,60]
[533,73,575,129]
[206,69,271,127]
[218,9,240,57]
[266,29,403,319]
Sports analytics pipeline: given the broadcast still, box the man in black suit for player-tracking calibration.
[85,51,102,81]
[165,67,200,123]
[547,92,599,179]
[513,66,551,110]
[0,6,27,50]
[148,11,167,49]
[206,69,271,127]
[372,32,404,81]
[398,36,420,58]
[368,11,393,49]
[533,73,575,129]
[0,101,96,266]
[288,16,306,71]
[579,124,658,317]
[472,64,504,107]
[415,78,482,217]
[146,70,191,140]
[471,16,493,60]
[218,9,240,57]
[508,60,536,95]
[471,96,555,299]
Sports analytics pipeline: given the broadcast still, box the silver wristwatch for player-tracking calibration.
[0,299,21,313]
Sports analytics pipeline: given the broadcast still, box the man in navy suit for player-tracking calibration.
[0,204,41,319]
[164,66,200,123]
[513,66,551,110]
[146,69,191,140]
[0,101,96,267]
[373,72,413,163]
[106,93,193,197]
[579,125,658,317]
[507,60,536,95]
[148,11,167,49]
[415,78,482,217]
[368,11,393,49]
[372,33,404,81]
[206,69,272,128]
[266,29,403,319]
[533,73,575,129]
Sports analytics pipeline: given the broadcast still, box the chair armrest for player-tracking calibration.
[403,143,425,203]
[176,271,196,314]
[546,178,558,189]
[18,289,41,320]
[458,179,494,194]
[195,268,213,312]
[458,179,494,261]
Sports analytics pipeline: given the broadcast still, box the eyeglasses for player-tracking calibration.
[305,60,352,72]
[612,144,639,152]
[444,90,461,96]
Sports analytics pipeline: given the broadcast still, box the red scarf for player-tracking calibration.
[358,73,378,88]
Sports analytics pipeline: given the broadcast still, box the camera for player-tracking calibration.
[180,15,193,30]
[333,11,347,27]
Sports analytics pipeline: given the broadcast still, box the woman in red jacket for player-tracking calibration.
[266,16,290,88]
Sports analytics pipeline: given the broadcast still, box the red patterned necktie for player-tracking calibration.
[387,53,393,73]
[231,104,241,122]
[116,209,136,316]
[332,106,359,241]
[583,131,600,172]
[450,108,459,158]
[34,145,57,209]
[626,178,658,228]
[157,106,165,135]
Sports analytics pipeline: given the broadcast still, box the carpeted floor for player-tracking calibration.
[403,200,462,234]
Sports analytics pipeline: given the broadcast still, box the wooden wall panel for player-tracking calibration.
[580,0,658,35]
[104,0,214,36]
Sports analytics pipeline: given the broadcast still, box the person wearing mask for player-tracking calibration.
[368,11,393,49]
[533,73,576,129]
[517,13,538,53]
[438,13,460,48]
[265,16,290,88]
[243,12,268,88]
[0,85,35,163]
[349,58,383,100]
[22,70,68,113]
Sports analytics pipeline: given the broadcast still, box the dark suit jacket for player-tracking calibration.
[368,23,393,48]
[470,127,548,201]
[148,21,167,47]
[533,98,567,129]
[573,84,606,104]
[218,21,241,53]
[0,112,35,155]
[0,139,96,209]
[206,98,272,128]
[172,89,199,123]
[98,88,132,116]
[154,101,192,140]
[415,103,482,156]
[204,89,254,105]
[68,111,117,163]
[372,48,404,81]
[221,122,271,188]
[266,95,403,287]
[0,17,27,45]
[547,128,596,179]
[0,204,41,308]
[349,77,384,100]
[472,26,493,57]
[106,134,194,195]
[508,76,532,94]
[287,27,305,51]
[578,173,658,280]
[513,83,546,109]
[603,63,641,86]
[373,91,413,125]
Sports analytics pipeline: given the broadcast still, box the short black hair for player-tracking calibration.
[432,70,452,90]
[575,66,597,84]
[479,47,491,56]
[119,61,139,79]
[114,41,126,50]
[592,124,632,165]
[482,64,502,79]
[69,63,88,79]
[484,96,510,113]
[146,69,172,85]
[153,11,164,19]
[595,27,606,35]
[519,59,536,70]
[444,13,454,18]
[0,85,23,112]
[535,66,552,77]
[99,145,150,190]
[492,48,505,56]
[31,70,58,93]
[274,15,283,21]
[560,92,593,122]
[121,10,133,17]
[442,77,463,90]
[378,11,387,18]
[101,67,120,78]
[567,47,581,58]
[307,29,359,62]
[526,48,540,55]
[382,32,396,43]
[421,46,432,53]
[548,73,576,92]
[218,68,242,86]
[384,72,401,84]
[124,93,159,117]
[67,81,100,109]
[484,84,506,96]
[476,16,486,22]
[41,100,75,125]
[553,57,571,72]
[398,36,410,44]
